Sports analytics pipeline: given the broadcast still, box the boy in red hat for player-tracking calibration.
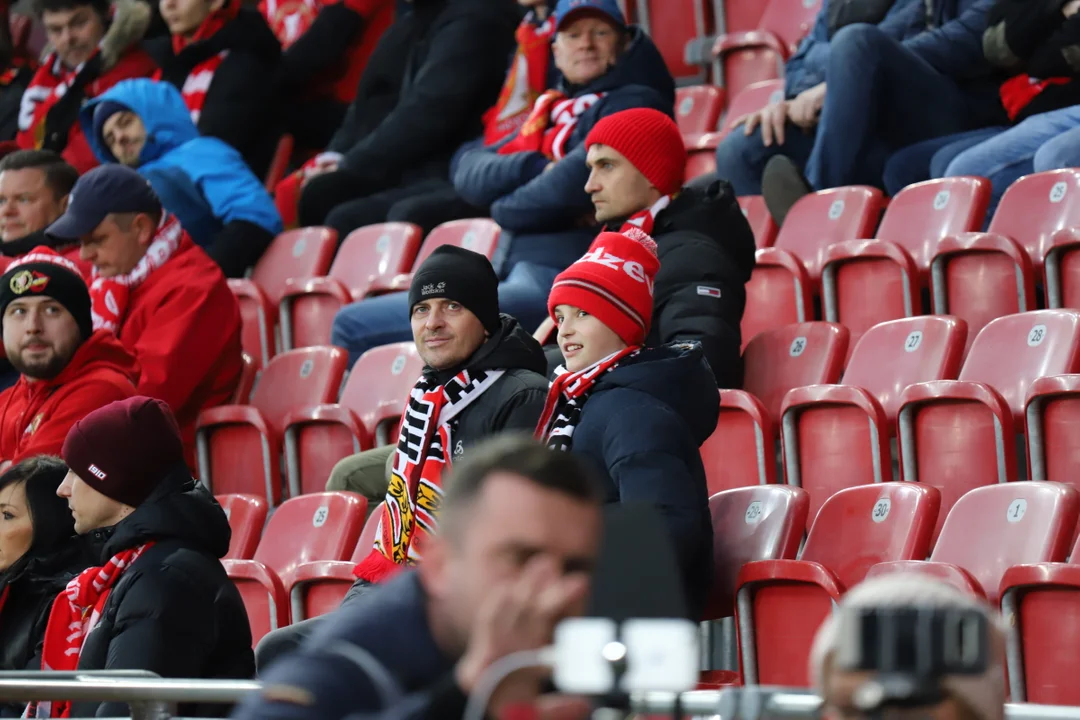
[536,227,718,619]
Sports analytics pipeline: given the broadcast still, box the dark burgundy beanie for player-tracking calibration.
[61,396,185,507]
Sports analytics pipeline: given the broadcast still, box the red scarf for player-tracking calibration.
[172,0,239,51]
[620,194,672,236]
[90,213,185,333]
[498,90,606,160]
[32,543,154,718]
[483,13,555,146]
[152,52,228,125]
[999,74,1071,122]
[17,52,99,149]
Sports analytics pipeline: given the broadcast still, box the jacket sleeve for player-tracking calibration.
[278,2,366,91]
[338,12,515,181]
[902,0,996,80]
[489,384,549,433]
[452,146,549,208]
[12,380,134,462]
[783,5,831,98]
[199,53,279,164]
[1025,15,1080,77]
[982,0,1065,70]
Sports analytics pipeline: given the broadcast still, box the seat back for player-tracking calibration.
[743,322,849,420]
[413,219,500,269]
[333,223,424,297]
[738,195,778,249]
[250,347,349,432]
[989,168,1080,269]
[637,0,711,82]
[931,482,1079,603]
[341,342,425,442]
[231,352,258,405]
[718,80,784,141]
[802,483,940,590]
[217,494,268,560]
[254,492,367,585]
[676,85,723,134]
[774,187,884,280]
[352,510,383,563]
[843,316,968,421]
[251,227,337,303]
[707,486,809,619]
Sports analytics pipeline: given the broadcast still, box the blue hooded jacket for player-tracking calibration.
[78,79,282,276]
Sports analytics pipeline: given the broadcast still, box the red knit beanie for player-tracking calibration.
[548,228,660,346]
[585,108,687,196]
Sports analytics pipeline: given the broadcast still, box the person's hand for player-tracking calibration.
[1064,0,1080,17]
[788,82,826,129]
[738,100,789,147]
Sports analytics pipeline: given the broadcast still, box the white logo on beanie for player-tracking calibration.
[578,246,654,293]
[88,464,107,480]
[421,281,446,296]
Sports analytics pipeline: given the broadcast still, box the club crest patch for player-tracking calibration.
[9,270,48,295]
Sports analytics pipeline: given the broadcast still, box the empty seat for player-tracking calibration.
[898,310,1080,537]
[1026,374,1080,488]
[279,223,423,350]
[676,85,724,136]
[736,482,940,686]
[702,390,776,494]
[780,316,967,510]
[217,493,268,560]
[224,559,288,647]
[706,485,809,620]
[289,511,381,622]
[738,195,778,249]
[637,0,712,82]
[197,346,349,504]
[368,219,500,294]
[685,150,718,180]
[991,168,1080,279]
[231,352,258,405]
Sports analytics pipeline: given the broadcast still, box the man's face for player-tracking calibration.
[823,667,975,720]
[585,144,661,224]
[410,298,488,370]
[102,111,148,167]
[79,214,152,278]
[3,296,81,381]
[552,14,622,86]
[159,0,220,37]
[421,472,601,655]
[0,169,67,242]
[56,469,129,535]
[42,6,106,69]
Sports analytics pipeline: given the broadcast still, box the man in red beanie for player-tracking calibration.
[0,247,137,466]
[583,107,756,388]
[40,396,253,718]
[536,228,718,619]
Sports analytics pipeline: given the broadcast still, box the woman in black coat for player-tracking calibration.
[0,456,90,715]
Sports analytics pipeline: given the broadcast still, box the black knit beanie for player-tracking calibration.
[407,246,500,332]
[0,247,92,341]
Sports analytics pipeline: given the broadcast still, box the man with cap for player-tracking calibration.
[328,0,677,367]
[0,247,137,465]
[582,107,756,388]
[255,245,550,673]
[537,227,718,619]
[44,163,243,464]
[37,396,253,719]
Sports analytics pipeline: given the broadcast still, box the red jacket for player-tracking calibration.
[0,329,139,463]
[116,237,242,459]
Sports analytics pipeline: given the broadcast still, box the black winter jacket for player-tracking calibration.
[326,0,518,190]
[71,469,254,718]
[570,343,718,620]
[145,8,282,175]
[648,179,756,389]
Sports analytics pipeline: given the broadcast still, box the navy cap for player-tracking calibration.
[553,0,626,30]
[46,164,161,241]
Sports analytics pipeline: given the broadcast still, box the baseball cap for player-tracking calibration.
[46,164,161,242]
[553,0,626,30]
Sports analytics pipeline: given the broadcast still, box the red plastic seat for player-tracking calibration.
[196,346,349,504]
[780,316,967,509]
[735,482,940,686]
[742,322,849,422]
[676,85,724,136]
[991,168,1080,277]
[869,481,1078,605]
[229,227,338,366]
[897,310,1080,538]
[216,493,268,560]
[636,0,712,82]
[368,219,500,294]
[224,559,288,647]
[685,80,784,152]
[705,485,809,620]
[702,390,776,494]
[821,177,990,345]
[289,509,382,622]
[279,223,424,350]
[1026,375,1080,489]
[685,150,718,180]
[231,352,258,405]
[738,195,778,249]
[741,248,812,348]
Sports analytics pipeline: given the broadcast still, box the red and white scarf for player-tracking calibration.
[353,368,504,583]
[29,543,154,718]
[90,213,184,333]
[498,90,606,161]
[536,347,639,452]
[483,13,555,146]
[152,51,228,126]
[620,194,672,236]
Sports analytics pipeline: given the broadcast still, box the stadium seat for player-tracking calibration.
[998,530,1080,704]
[1026,374,1080,488]
[676,85,724,136]
[216,493,268,560]
[820,177,990,346]
[231,352,258,405]
[702,390,777,494]
[743,322,849,422]
[289,512,380,622]
[228,227,338,367]
[736,482,940,686]
[683,79,784,153]
[367,219,500,295]
[738,195,778,249]
[897,310,1080,538]
[279,223,424,350]
[780,316,967,511]
[991,168,1080,277]
[868,481,1078,605]
[741,248,812,348]
[705,485,809,620]
[196,346,349,504]
[635,0,712,83]
[685,150,718,180]
[224,559,288,647]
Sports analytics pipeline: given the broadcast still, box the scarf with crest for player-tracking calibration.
[498,89,606,160]
[29,543,154,718]
[483,12,555,146]
[353,368,504,583]
[89,213,185,333]
[536,347,639,452]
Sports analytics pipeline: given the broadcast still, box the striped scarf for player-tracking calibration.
[498,90,606,161]
[153,51,228,126]
[620,194,672,236]
[536,347,639,452]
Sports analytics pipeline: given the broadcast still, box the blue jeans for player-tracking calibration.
[331,262,559,366]
[713,120,818,195]
[882,128,1004,196]
[1033,123,1080,172]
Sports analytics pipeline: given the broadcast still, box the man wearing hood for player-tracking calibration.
[38,396,252,718]
[80,78,282,278]
[147,0,282,175]
[0,247,138,465]
[256,245,550,672]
